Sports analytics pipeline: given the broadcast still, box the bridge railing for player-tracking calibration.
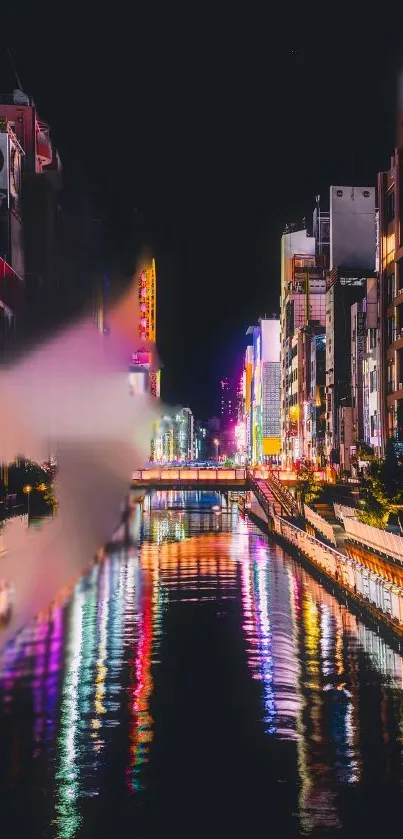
[265,469,299,515]
[132,468,248,482]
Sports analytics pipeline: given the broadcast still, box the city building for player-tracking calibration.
[220,378,236,428]
[325,186,377,468]
[279,188,377,472]
[235,371,247,464]
[308,332,326,466]
[152,408,194,463]
[244,317,281,465]
[243,345,253,463]
[280,219,327,467]
[132,257,160,398]
[378,143,403,453]
[0,88,62,319]
[194,421,209,461]
[0,117,24,349]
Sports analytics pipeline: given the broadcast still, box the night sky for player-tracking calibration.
[1,11,402,417]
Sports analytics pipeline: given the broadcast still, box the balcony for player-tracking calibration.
[387,382,403,406]
[388,326,403,348]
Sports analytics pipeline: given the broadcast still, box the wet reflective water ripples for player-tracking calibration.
[1,491,403,837]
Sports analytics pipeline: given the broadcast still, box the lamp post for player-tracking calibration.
[213,438,219,462]
[23,484,32,520]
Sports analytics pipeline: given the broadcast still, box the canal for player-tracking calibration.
[1,490,403,838]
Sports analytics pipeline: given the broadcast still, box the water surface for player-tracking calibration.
[1,490,403,838]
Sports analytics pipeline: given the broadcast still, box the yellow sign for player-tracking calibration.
[263,437,281,455]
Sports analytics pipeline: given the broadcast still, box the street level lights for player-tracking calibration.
[213,439,220,462]
[23,484,32,519]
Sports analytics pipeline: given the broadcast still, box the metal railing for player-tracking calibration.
[271,514,403,626]
[132,468,248,482]
[333,503,358,521]
[304,503,337,546]
[342,518,403,565]
[263,470,299,516]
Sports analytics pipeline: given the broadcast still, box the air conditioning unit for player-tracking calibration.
[399,383,403,390]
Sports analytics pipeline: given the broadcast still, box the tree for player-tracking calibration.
[0,459,54,515]
[358,443,403,528]
[295,462,321,511]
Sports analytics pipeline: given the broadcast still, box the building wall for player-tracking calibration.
[330,185,376,270]
[378,149,403,452]
[309,333,326,465]
[325,273,368,463]
[260,317,281,458]
[351,300,365,444]
[220,378,237,428]
[280,227,326,467]
[0,122,24,278]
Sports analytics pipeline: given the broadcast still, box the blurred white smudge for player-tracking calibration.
[0,277,161,648]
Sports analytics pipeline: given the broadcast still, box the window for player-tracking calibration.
[388,274,395,303]
[370,369,377,393]
[388,316,395,345]
[385,190,395,224]
[369,328,377,349]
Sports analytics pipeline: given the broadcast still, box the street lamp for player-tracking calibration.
[23,484,32,519]
[213,439,219,462]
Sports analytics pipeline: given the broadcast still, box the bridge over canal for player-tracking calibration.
[131,467,300,518]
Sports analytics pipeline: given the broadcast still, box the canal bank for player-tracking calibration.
[243,481,403,645]
[245,506,403,653]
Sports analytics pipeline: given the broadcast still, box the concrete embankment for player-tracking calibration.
[243,491,403,647]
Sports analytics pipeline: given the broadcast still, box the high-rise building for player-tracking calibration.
[378,146,403,453]
[244,317,281,465]
[194,421,209,461]
[308,332,326,465]
[280,221,326,467]
[152,408,194,462]
[325,186,376,466]
[220,378,236,428]
[279,189,377,471]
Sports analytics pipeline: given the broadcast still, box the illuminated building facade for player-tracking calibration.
[93,275,110,335]
[280,222,327,467]
[325,187,377,467]
[132,258,161,399]
[378,146,403,453]
[0,117,24,349]
[194,421,209,461]
[242,317,280,465]
[308,333,326,465]
[0,88,62,317]
[152,408,194,462]
[234,372,247,464]
[220,378,236,428]
[278,190,379,471]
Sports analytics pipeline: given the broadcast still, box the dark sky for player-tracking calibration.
[1,10,403,417]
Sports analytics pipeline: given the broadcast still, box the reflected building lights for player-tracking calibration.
[44,605,64,751]
[54,583,85,839]
[255,558,276,734]
[127,565,155,793]
[2,493,403,837]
